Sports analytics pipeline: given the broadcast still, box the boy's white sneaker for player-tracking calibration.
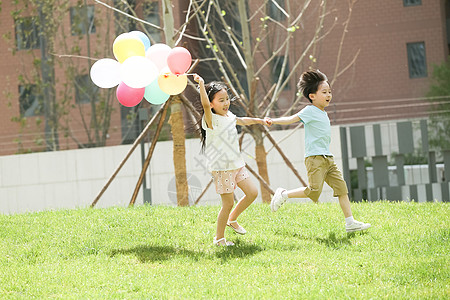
[345,220,371,233]
[270,188,287,212]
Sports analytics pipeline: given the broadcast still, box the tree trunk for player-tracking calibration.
[168,96,189,206]
[162,0,189,206]
[254,129,271,203]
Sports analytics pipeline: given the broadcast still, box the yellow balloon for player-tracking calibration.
[113,38,145,63]
[157,72,187,95]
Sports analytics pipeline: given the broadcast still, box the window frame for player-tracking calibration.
[269,0,287,21]
[15,16,40,50]
[143,1,162,43]
[74,74,98,104]
[70,5,96,36]
[19,84,43,117]
[403,0,422,7]
[272,55,290,90]
[406,41,428,79]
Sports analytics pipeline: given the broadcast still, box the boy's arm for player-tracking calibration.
[236,117,271,126]
[270,114,301,125]
[194,74,212,129]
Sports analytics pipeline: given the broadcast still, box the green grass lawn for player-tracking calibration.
[0,201,448,299]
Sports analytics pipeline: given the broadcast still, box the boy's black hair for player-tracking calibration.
[297,69,330,103]
[194,81,228,152]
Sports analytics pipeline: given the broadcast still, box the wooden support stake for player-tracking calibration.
[179,93,201,119]
[246,163,274,195]
[263,129,307,186]
[129,101,170,206]
[90,105,165,208]
[194,178,213,205]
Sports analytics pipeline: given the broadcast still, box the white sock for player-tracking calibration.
[345,216,354,225]
[281,190,288,200]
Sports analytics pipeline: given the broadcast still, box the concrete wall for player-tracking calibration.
[365,164,448,203]
[342,119,449,202]
[366,164,445,188]
[0,127,344,215]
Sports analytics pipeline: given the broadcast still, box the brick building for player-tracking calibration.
[325,0,449,124]
[0,0,448,156]
[265,0,449,125]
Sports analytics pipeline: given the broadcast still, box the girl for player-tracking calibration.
[193,74,271,246]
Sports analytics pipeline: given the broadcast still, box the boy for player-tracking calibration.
[267,69,370,233]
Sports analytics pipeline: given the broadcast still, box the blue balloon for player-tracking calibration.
[130,31,151,50]
[144,79,170,105]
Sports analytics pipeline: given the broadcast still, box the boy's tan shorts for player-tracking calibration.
[304,155,348,202]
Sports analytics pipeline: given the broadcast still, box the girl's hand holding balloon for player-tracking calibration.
[193,73,204,85]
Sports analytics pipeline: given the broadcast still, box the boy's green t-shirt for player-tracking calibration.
[297,105,333,158]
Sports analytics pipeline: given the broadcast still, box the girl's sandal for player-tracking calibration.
[227,220,247,235]
[213,237,234,246]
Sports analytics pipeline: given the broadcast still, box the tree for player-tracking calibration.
[427,57,450,151]
[3,0,134,153]
[161,0,189,206]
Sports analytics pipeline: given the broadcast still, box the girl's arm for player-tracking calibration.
[270,114,301,125]
[194,74,213,129]
[236,117,272,126]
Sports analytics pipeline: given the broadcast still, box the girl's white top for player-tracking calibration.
[201,111,245,172]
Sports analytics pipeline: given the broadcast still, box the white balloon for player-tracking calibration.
[90,58,121,88]
[120,56,159,89]
[145,43,171,71]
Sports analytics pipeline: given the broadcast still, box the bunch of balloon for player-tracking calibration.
[147,45,192,103]
[90,31,192,107]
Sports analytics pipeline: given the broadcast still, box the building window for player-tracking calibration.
[75,74,98,104]
[447,17,450,54]
[120,106,139,144]
[19,85,43,117]
[15,16,40,50]
[407,42,427,78]
[269,0,286,21]
[273,56,290,89]
[403,0,421,7]
[446,0,450,54]
[143,2,161,43]
[70,5,96,35]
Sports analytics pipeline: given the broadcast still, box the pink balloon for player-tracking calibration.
[145,43,172,71]
[167,47,192,75]
[116,82,144,107]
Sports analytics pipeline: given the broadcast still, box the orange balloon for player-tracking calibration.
[157,72,187,95]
